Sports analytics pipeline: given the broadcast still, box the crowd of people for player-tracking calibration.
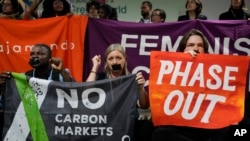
[138,0,249,23]
[0,0,119,20]
[0,0,249,21]
[0,0,249,141]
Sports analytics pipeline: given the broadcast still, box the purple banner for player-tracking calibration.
[84,19,250,86]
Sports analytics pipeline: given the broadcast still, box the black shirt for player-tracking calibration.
[178,14,207,21]
[219,9,250,20]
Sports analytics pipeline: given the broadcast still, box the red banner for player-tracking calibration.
[0,15,88,82]
[149,51,249,129]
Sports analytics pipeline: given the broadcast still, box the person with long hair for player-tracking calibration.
[177,0,207,21]
[0,0,30,19]
[219,0,250,20]
[27,0,71,19]
[85,0,100,18]
[151,29,230,141]
[87,43,149,109]
[98,3,118,20]
[41,0,71,18]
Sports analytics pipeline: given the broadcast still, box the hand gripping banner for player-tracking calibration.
[149,52,250,129]
[3,73,137,141]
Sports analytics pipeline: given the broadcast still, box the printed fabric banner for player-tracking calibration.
[0,15,88,82]
[149,51,250,129]
[3,72,137,141]
[84,19,250,85]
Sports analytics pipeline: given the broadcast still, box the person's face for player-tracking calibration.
[151,10,163,23]
[231,0,242,9]
[140,3,151,17]
[89,5,98,17]
[53,0,64,12]
[106,50,126,73]
[184,35,205,53]
[98,8,105,19]
[2,0,14,15]
[29,46,51,68]
[186,0,197,12]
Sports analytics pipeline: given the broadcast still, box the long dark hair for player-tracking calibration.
[98,3,118,20]
[41,0,71,18]
[1,0,23,16]
[185,0,203,16]
[230,0,247,11]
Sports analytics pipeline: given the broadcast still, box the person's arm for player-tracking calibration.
[50,57,73,82]
[17,0,31,19]
[86,55,101,82]
[20,0,43,19]
[136,72,150,109]
[28,0,43,19]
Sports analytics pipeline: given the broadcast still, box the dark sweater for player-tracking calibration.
[219,8,250,20]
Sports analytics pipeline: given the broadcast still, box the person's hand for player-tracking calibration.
[136,72,149,109]
[67,12,74,17]
[91,55,101,72]
[0,71,11,85]
[184,50,198,58]
[50,57,64,72]
[136,72,146,89]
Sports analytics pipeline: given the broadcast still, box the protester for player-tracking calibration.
[0,0,30,19]
[151,8,166,23]
[151,29,230,141]
[98,3,118,20]
[0,43,74,104]
[85,0,100,18]
[138,1,152,23]
[0,43,74,85]
[219,0,250,20]
[28,0,72,19]
[0,43,74,138]
[86,43,150,140]
[86,43,149,108]
[177,0,207,21]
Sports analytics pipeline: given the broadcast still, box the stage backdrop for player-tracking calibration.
[84,19,250,86]
[149,52,249,129]
[3,72,137,141]
[0,15,88,82]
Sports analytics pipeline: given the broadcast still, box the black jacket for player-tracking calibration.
[219,9,250,20]
[178,14,207,21]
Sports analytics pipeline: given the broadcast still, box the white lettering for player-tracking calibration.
[235,38,250,55]
[157,60,238,91]
[164,90,226,123]
[121,34,138,50]
[140,35,159,55]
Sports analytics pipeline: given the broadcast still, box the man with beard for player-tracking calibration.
[138,1,152,23]
[0,43,74,137]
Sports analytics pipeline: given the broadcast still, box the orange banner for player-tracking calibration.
[0,15,88,82]
[149,51,249,129]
